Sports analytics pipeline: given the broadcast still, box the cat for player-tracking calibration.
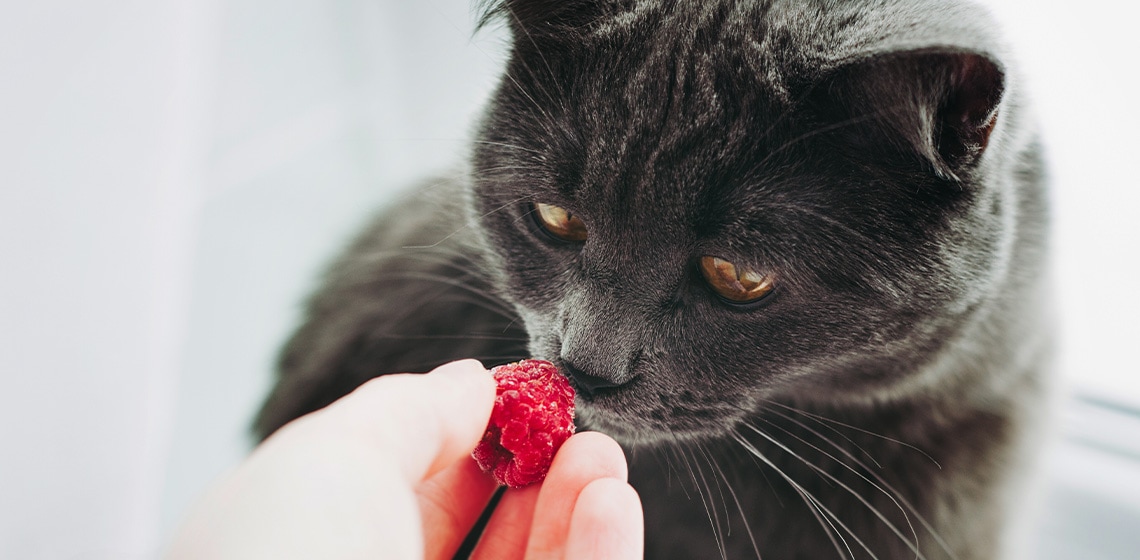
[254,0,1052,558]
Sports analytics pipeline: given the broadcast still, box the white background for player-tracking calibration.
[0,1,1137,558]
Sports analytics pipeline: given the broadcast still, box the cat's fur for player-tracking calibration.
[255,1,1052,558]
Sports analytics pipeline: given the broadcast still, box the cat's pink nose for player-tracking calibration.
[562,360,625,397]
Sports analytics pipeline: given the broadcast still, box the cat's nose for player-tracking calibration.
[561,360,624,397]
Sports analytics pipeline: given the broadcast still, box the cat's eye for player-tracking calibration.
[533,202,588,242]
[699,256,775,303]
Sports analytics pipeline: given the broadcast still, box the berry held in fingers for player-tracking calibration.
[473,359,576,488]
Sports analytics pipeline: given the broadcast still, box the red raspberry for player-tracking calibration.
[472,359,576,488]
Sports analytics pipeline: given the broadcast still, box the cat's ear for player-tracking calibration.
[816,50,1005,181]
[477,0,607,37]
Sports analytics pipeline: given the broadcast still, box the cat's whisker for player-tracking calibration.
[664,439,694,501]
[401,194,533,251]
[505,64,566,141]
[761,399,943,470]
[337,249,505,292]
[781,204,889,257]
[741,422,920,560]
[659,428,697,500]
[472,164,546,177]
[764,405,959,560]
[762,401,883,469]
[342,273,520,332]
[769,203,911,298]
[352,245,468,262]
[355,248,485,272]
[469,139,545,156]
[749,82,821,148]
[642,445,674,493]
[761,407,911,514]
[386,173,467,204]
[477,192,535,217]
[425,292,516,321]
[683,446,727,559]
[501,6,569,117]
[511,204,541,229]
[733,431,854,560]
[750,416,930,560]
[499,316,522,334]
[752,105,906,173]
[802,491,855,560]
[737,429,889,560]
[346,249,497,284]
[674,444,703,505]
[499,64,559,135]
[657,446,678,492]
[696,442,733,537]
[684,445,729,560]
[347,271,518,320]
[725,427,787,509]
[701,442,763,560]
[359,333,528,343]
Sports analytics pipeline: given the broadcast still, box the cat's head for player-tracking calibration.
[470,0,1016,445]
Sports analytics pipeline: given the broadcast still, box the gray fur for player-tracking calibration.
[256,1,1052,558]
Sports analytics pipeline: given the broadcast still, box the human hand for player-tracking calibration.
[165,359,643,559]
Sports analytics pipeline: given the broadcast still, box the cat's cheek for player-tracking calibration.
[508,307,557,352]
[522,333,561,367]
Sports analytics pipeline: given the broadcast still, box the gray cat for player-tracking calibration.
[255,0,1052,558]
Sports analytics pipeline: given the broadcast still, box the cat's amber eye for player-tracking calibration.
[534,202,588,242]
[699,256,775,303]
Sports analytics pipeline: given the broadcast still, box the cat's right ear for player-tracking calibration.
[477,0,607,37]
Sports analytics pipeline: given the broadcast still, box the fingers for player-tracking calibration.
[313,359,496,483]
[469,484,541,560]
[472,431,632,560]
[524,432,629,560]
[565,478,644,559]
[418,456,500,560]
[283,360,496,559]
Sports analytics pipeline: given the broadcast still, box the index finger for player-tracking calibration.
[313,359,496,483]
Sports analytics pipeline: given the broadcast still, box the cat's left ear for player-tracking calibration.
[816,50,1006,181]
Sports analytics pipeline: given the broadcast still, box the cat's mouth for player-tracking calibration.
[574,396,745,446]
[528,335,747,445]
[547,361,747,446]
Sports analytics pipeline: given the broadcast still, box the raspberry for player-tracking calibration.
[472,359,576,488]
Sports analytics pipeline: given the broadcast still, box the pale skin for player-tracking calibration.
[165,359,644,560]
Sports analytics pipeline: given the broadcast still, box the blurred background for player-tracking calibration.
[0,0,1136,558]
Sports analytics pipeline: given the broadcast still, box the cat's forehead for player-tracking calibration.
[590,0,759,40]
[586,1,782,66]
[555,22,800,224]
[494,0,1004,236]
